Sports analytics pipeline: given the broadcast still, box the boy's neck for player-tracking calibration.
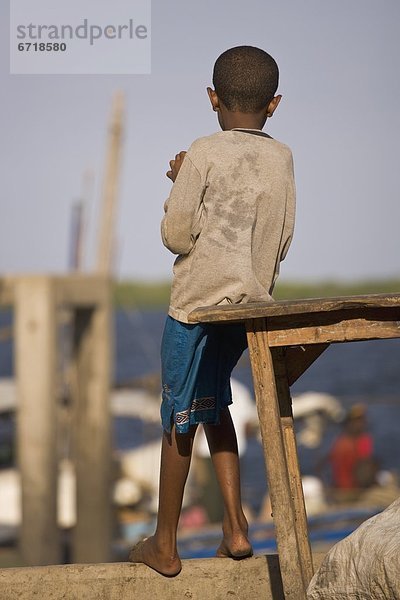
[220,111,267,132]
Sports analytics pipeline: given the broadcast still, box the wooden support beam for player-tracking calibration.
[70,298,112,563]
[283,344,330,385]
[0,275,112,308]
[55,275,112,307]
[15,277,61,565]
[267,310,400,346]
[246,319,307,599]
[272,347,314,588]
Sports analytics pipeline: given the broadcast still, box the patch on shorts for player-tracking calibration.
[175,396,216,426]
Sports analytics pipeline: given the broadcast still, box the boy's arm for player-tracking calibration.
[279,154,296,262]
[161,152,205,255]
[271,151,296,287]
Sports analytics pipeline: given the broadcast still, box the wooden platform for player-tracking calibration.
[189,292,400,599]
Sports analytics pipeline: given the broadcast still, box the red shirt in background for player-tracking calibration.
[330,433,373,489]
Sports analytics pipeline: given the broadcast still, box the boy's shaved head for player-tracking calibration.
[213,46,279,113]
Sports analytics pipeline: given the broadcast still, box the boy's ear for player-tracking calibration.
[266,94,282,117]
[207,87,220,112]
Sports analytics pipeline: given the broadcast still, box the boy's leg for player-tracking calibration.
[129,424,197,576]
[204,407,252,558]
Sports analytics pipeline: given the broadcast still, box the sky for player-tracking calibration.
[1,0,399,282]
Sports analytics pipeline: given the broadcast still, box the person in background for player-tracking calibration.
[329,403,377,502]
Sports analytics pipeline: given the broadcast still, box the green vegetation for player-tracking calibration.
[113,278,400,309]
[113,280,171,308]
[274,278,400,300]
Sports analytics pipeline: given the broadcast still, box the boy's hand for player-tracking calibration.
[166,151,187,182]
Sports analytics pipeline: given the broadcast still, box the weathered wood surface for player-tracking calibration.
[190,297,400,347]
[271,348,314,587]
[266,309,400,346]
[189,293,400,597]
[246,320,307,599]
[283,344,329,385]
[188,293,400,323]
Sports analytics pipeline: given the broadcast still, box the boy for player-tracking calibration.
[129,45,295,576]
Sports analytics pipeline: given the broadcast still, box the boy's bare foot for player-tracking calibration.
[128,536,182,577]
[216,530,253,559]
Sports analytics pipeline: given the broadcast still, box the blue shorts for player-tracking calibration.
[160,316,247,434]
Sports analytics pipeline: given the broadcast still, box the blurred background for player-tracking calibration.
[1,0,400,568]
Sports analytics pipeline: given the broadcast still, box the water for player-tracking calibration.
[2,308,400,398]
[106,308,400,514]
[1,308,400,512]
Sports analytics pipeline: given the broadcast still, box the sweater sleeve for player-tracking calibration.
[161,154,206,255]
[270,150,296,288]
[279,151,296,262]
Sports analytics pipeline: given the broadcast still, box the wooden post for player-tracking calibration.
[70,288,112,563]
[246,318,307,599]
[96,92,124,275]
[272,347,314,587]
[15,277,61,565]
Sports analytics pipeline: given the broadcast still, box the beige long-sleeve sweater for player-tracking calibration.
[161,129,295,323]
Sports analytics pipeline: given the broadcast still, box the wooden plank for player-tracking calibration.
[15,277,61,565]
[0,275,110,308]
[188,293,400,323]
[272,348,314,588]
[283,344,330,385]
[55,275,111,307]
[267,313,400,347]
[246,319,307,599]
